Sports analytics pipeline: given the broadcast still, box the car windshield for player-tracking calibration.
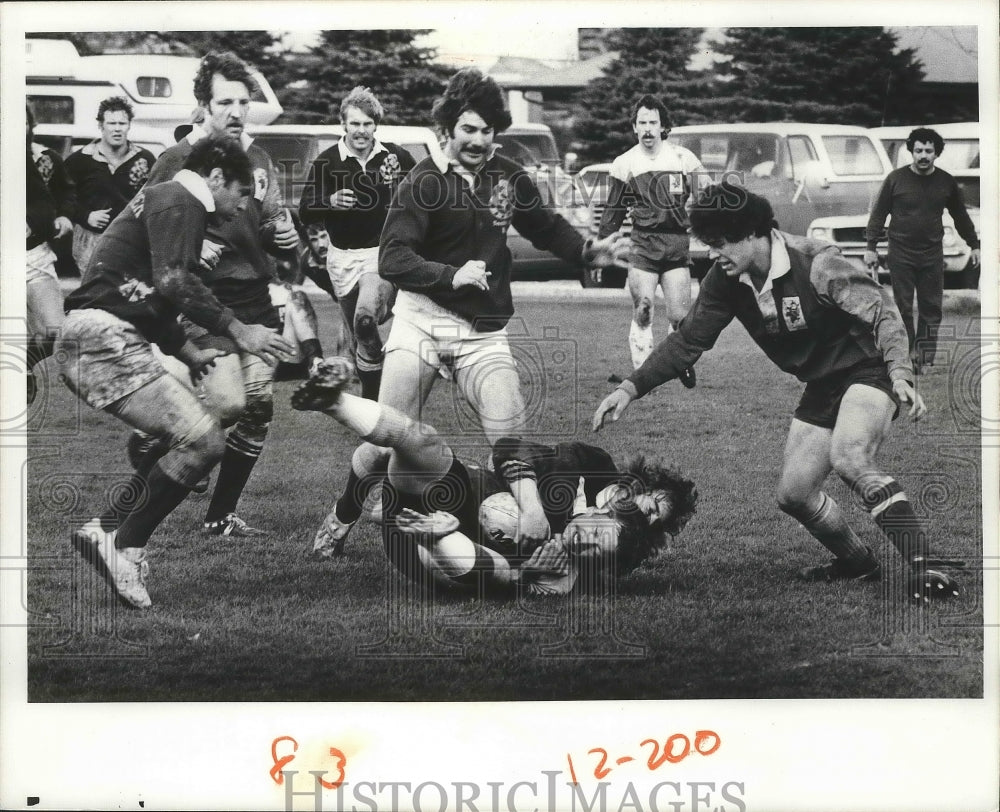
[821,135,885,176]
[494,132,560,167]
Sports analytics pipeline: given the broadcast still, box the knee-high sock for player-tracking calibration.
[116,462,191,549]
[792,492,876,568]
[629,318,654,369]
[205,398,271,523]
[855,478,927,565]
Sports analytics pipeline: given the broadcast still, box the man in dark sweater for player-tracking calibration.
[57,136,293,609]
[865,127,980,373]
[144,51,301,538]
[594,182,962,604]
[311,68,625,558]
[26,104,76,404]
[298,86,416,400]
[64,95,155,272]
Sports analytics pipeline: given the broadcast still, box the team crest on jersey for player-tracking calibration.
[781,297,807,331]
[253,167,268,201]
[118,278,156,303]
[489,180,513,229]
[129,157,150,189]
[35,153,54,185]
[379,152,402,184]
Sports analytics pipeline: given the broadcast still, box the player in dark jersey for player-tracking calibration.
[291,358,697,595]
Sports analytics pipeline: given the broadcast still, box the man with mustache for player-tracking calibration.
[599,94,705,387]
[865,127,980,374]
[299,86,416,400]
[143,51,298,538]
[310,68,626,558]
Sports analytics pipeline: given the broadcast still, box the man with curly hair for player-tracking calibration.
[594,181,963,604]
[293,358,697,595]
[143,51,298,538]
[311,68,627,558]
[865,127,980,374]
[65,95,156,273]
[299,86,416,400]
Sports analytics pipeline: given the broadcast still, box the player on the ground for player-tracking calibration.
[65,95,155,273]
[57,136,289,609]
[599,94,705,387]
[298,86,415,400]
[593,181,963,604]
[144,51,300,538]
[311,68,627,558]
[292,357,697,593]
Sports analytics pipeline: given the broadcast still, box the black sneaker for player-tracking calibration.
[291,356,355,412]
[679,367,697,389]
[908,557,961,603]
[798,556,881,582]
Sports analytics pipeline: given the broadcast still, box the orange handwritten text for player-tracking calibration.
[567,730,721,783]
[269,736,347,790]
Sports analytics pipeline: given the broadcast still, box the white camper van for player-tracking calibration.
[25,38,282,130]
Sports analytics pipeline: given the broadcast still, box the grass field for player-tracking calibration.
[24,291,985,701]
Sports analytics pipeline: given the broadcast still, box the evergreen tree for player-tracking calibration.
[572,28,709,164]
[713,28,926,126]
[281,30,452,125]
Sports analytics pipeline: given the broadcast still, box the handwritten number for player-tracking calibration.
[269,736,298,785]
[640,738,666,771]
[317,747,347,790]
[664,734,691,764]
[588,747,612,779]
[566,753,579,785]
[695,730,721,756]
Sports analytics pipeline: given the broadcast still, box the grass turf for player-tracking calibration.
[25,294,984,701]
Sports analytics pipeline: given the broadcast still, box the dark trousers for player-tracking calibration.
[888,253,944,365]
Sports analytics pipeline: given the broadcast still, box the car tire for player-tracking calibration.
[581,265,626,289]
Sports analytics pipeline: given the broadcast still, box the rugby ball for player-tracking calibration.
[479,492,519,546]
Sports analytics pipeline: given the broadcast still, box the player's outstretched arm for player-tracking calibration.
[592,385,637,432]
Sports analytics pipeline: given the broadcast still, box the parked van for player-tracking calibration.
[26,38,282,130]
[667,123,894,237]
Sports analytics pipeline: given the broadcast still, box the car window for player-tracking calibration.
[821,135,884,176]
[253,135,318,203]
[670,134,729,172]
[787,136,817,179]
[494,133,560,166]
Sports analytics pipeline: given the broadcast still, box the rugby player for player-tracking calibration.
[291,357,697,595]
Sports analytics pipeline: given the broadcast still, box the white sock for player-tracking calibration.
[629,321,654,369]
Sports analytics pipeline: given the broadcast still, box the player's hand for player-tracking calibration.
[53,216,73,239]
[187,348,227,384]
[515,502,550,549]
[272,212,300,250]
[228,321,296,365]
[893,378,927,421]
[863,249,880,271]
[199,239,224,271]
[522,539,570,577]
[87,208,113,230]
[584,233,629,268]
[969,248,980,268]
[329,189,357,210]
[130,191,146,218]
[395,508,460,539]
[453,260,490,291]
[592,387,635,432]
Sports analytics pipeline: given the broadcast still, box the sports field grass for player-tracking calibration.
[25,291,984,701]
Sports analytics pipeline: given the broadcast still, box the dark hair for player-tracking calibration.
[631,94,673,131]
[341,85,384,125]
[96,95,134,124]
[906,127,944,156]
[182,134,252,184]
[193,51,255,107]
[432,68,512,136]
[688,181,777,244]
